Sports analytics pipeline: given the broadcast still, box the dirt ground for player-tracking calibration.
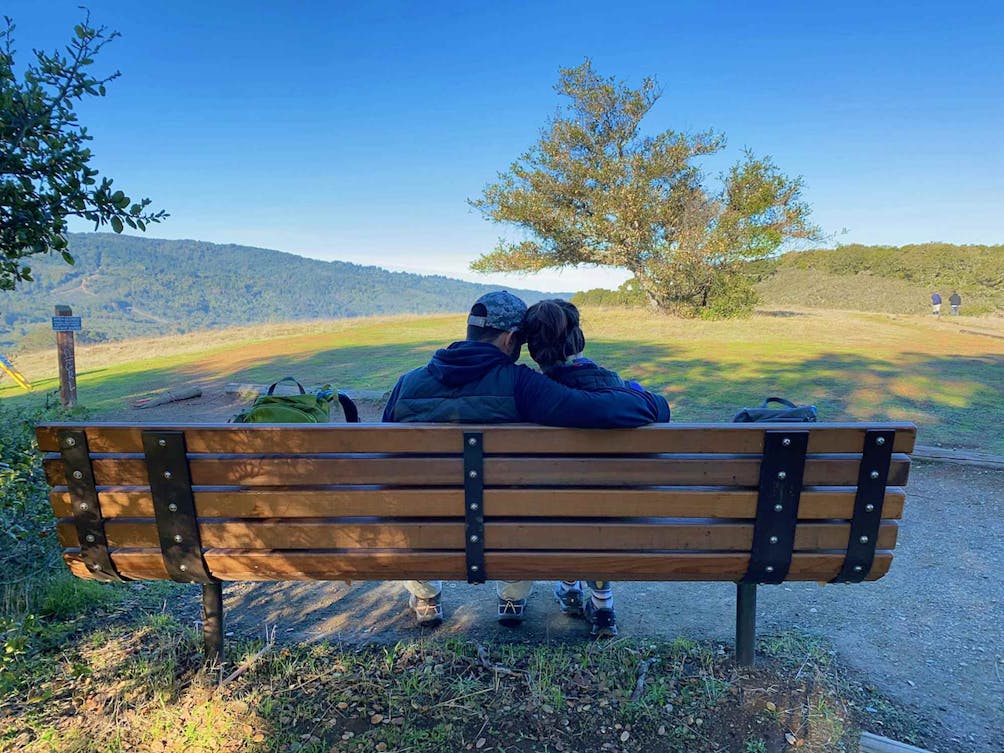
[105,389,1004,753]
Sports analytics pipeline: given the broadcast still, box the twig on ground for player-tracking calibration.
[631,658,658,702]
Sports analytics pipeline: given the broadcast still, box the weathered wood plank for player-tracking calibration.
[64,550,893,582]
[56,519,899,551]
[48,487,907,520]
[43,454,911,488]
[36,422,918,455]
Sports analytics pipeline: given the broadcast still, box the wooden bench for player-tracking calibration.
[36,421,916,666]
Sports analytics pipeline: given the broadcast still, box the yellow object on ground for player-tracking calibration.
[0,354,32,391]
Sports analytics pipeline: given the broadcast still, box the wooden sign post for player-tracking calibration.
[52,305,81,408]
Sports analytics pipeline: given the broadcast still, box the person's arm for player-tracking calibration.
[513,366,670,427]
[381,378,405,422]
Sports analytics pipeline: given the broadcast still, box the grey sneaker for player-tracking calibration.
[554,582,585,617]
[409,594,443,627]
[497,597,528,626]
[584,600,618,639]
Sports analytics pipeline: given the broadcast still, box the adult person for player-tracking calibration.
[931,292,942,316]
[520,298,652,638]
[382,291,670,629]
[949,291,962,315]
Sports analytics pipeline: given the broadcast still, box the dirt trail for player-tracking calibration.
[105,391,1004,752]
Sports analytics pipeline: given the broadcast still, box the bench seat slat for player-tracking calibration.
[48,487,907,520]
[44,455,911,488]
[63,550,893,582]
[36,423,917,455]
[57,519,899,551]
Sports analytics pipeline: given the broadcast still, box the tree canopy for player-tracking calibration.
[0,13,166,290]
[470,61,820,316]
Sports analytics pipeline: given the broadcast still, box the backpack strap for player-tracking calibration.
[337,391,360,423]
[268,376,306,395]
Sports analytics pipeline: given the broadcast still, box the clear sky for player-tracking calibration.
[5,0,1003,292]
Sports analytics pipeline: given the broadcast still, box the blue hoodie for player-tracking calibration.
[383,341,670,427]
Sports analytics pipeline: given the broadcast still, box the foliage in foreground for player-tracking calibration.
[0,13,166,291]
[470,60,819,318]
[1,579,931,753]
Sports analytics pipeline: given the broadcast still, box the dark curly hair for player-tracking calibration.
[521,299,586,370]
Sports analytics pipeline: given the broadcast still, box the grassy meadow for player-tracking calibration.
[2,306,1002,452]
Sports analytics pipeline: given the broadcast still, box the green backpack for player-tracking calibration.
[231,377,358,424]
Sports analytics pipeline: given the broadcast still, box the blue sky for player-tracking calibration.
[6,0,1003,292]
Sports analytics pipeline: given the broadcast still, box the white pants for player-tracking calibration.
[404,580,534,601]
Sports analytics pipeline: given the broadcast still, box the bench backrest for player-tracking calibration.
[37,422,915,586]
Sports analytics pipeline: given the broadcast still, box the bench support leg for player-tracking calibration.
[202,583,224,664]
[736,583,756,667]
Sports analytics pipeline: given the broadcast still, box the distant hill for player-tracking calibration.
[0,234,561,351]
[574,243,1004,316]
[752,243,1004,315]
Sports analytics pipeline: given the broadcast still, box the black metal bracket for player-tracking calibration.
[142,431,216,584]
[832,429,895,583]
[58,429,126,582]
[463,431,485,584]
[742,430,809,584]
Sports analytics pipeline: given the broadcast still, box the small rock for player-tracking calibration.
[476,738,486,749]
[766,702,777,712]
[620,731,630,742]
[337,702,349,710]
[906,680,915,687]
[785,732,797,745]
[370,714,384,724]
[657,725,666,736]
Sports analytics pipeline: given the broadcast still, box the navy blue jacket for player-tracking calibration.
[383,341,670,427]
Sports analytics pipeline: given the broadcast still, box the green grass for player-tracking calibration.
[3,307,1001,452]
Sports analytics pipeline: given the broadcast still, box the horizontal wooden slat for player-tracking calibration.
[36,422,917,455]
[57,519,899,551]
[48,487,907,520]
[63,550,894,582]
[43,454,911,488]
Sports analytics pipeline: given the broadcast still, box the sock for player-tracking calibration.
[587,580,614,610]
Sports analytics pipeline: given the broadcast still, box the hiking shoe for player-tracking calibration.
[584,600,618,639]
[554,582,585,617]
[409,594,443,627]
[497,596,528,626]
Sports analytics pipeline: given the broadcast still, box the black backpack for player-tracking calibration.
[732,397,818,423]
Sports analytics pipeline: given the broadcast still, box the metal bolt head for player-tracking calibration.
[468,470,478,479]
[469,535,479,543]
[173,534,183,543]
[864,503,875,512]
[769,535,779,544]
[79,502,89,511]
[876,437,886,446]
[853,565,863,572]
[179,564,188,572]
[765,565,775,573]
[774,504,784,512]
[782,438,791,446]
[85,534,96,543]
[64,437,76,447]
[72,470,83,480]
[777,471,787,480]
[158,438,167,447]
[163,470,173,480]
[470,565,479,572]
[468,437,477,446]
[859,535,869,544]
[870,470,880,480]
[469,503,479,511]
[168,503,178,512]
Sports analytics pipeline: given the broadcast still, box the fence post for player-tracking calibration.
[54,305,77,407]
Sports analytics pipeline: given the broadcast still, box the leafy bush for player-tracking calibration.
[699,273,760,319]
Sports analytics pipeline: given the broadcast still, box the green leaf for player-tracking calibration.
[61,251,76,265]
[110,216,124,233]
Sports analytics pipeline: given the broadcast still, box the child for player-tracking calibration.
[520,299,650,638]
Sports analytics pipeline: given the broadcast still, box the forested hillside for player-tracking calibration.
[0,234,558,351]
[575,243,1004,315]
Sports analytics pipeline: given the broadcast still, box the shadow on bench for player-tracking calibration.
[36,421,915,666]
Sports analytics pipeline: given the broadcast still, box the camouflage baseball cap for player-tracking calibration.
[467,291,527,332]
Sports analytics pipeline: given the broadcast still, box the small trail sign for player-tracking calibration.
[51,316,82,332]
